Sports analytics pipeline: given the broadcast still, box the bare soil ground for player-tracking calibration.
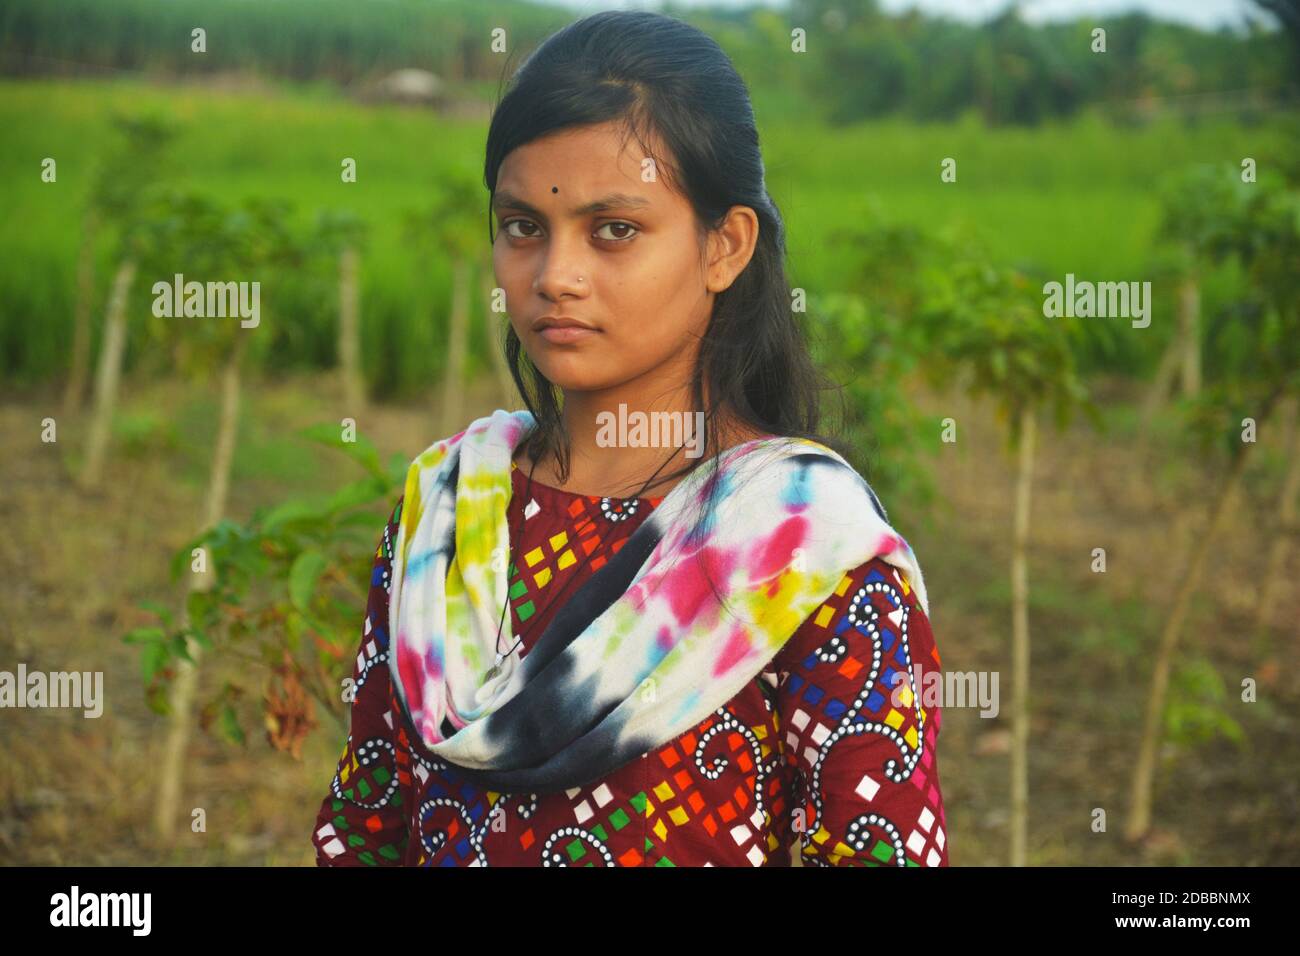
[1,371,1296,865]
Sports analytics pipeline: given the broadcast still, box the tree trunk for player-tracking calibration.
[338,245,364,414]
[1136,335,1182,458]
[439,255,470,436]
[1124,386,1283,842]
[80,257,137,490]
[1177,269,1201,399]
[62,205,100,419]
[1009,406,1035,867]
[153,333,248,844]
[482,264,515,406]
[1255,395,1300,632]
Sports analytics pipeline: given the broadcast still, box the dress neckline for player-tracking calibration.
[508,432,787,512]
[510,460,665,509]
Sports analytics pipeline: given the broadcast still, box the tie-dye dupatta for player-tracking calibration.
[387,408,930,794]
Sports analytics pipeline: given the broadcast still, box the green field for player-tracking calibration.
[2,77,1289,392]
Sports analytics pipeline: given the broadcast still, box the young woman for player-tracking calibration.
[313,10,949,867]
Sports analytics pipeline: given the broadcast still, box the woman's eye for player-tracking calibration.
[503,219,539,239]
[596,221,638,241]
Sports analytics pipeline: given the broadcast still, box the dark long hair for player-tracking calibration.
[483,10,850,512]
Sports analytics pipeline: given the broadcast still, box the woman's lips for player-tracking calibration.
[536,326,600,344]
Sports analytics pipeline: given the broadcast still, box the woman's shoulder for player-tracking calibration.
[774,554,933,671]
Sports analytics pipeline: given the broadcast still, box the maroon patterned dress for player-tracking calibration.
[312,460,950,866]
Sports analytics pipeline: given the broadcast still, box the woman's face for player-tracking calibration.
[492,121,755,395]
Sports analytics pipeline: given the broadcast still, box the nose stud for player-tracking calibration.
[531,276,584,290]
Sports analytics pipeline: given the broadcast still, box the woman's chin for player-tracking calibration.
[529,359,617,393]
[541,374,613,393]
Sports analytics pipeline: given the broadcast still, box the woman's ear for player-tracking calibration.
[705,206,759,294]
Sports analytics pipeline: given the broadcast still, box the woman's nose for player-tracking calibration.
[532,241,591,299]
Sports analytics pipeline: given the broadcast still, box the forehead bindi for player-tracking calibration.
[492,185,651,219]
[494,129,663,218]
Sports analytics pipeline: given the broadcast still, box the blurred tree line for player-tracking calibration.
[1,0,1293,126]
[778,0,1293,125]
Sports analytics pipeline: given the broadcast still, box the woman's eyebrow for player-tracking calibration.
[492,190,651,217]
